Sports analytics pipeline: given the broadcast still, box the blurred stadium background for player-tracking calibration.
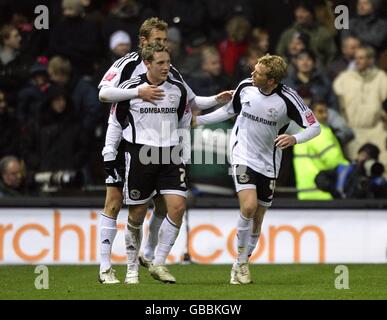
[1,0,387,299]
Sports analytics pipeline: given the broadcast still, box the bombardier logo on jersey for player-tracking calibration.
[140,107,177,114]
[242,111,277,126]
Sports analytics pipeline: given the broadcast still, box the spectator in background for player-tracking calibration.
[283,32,311,72]
[188,46,231,96]
[167,27,184,70]
[283,49,339,111]
[17,56,51,127]
[341,0,387,54]
[103,0,156,50]
[0,90,20,159]
[179,34,208,78]
[233,47,264,87]
[327,36,360,81]
[92,30,131,87]
[218,15,251,77]
[49,0,103,76]
[333,45,387,168]
[0,24,34,105]
[293,97,349,200]
[21,86,89,174]
[109,30,131,60]
[48,56,103,135]
[0,156,26,197]
[249,28,269,54]
[276,0,336,66]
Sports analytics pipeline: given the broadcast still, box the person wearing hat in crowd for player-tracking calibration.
[276,0,337,66]
[109,30,131,60]
[17,56,51,126]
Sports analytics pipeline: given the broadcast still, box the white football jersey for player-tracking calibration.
[108,73,190,147]
[225,78,320,178]
[98,51,195,102]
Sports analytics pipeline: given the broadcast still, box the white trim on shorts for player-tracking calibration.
[124,190,157,205]
[159,189,187,198]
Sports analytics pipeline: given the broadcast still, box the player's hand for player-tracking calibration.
[104,160,118,180]
[215,90,234,104]
[138,85,165,105]
[274,134,297,150]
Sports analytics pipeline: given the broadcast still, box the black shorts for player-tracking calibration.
[123,143,187,205]
[232,165,276,207]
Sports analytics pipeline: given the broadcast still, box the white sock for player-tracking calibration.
[99,213,117,272]
[125,219,142,272]
[248,233,260,258]
[153,215,180,265]
[236,213,253,264]
[143,213,164,261]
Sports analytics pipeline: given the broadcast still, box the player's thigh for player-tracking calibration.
[232,165,259,217]
[157,162,188,201]
[123,144,158,206]
[255,172,276,208]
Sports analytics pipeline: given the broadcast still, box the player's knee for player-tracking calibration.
[240,202,257,218]
[104,194,123,216]
[168,202,186,217]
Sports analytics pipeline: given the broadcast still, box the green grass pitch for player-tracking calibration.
[1,264,386,300]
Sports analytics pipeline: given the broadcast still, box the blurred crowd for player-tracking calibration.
[0,0,387,199]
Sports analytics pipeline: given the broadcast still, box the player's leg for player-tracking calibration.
[247,205,267,258]
[139,195,167,268]
[230,188,257,285]
[124,203,148,284]
[230,165,258,284]
[149,193,186,283]
[248,173,275,258]
[148,159,187,283]
[123,143,158,284]
[98,186,123,284]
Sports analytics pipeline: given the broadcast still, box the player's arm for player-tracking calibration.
[98,55,164,104]
[102,102,128,179]
[169,64,233,110]
[99,85,164,104]
[194,102,235,126]
[275,87,321,149]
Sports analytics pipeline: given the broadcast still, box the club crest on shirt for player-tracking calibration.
[130,189,141,200]
[267,107,278,120]
[168,94,178,103]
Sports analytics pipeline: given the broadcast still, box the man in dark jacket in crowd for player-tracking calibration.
[0,90,20,159]
[341,0,387,54]
[47,55,103,135]
[0,24,34,105]
[21,85,89,174]
[49,0,103,76]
